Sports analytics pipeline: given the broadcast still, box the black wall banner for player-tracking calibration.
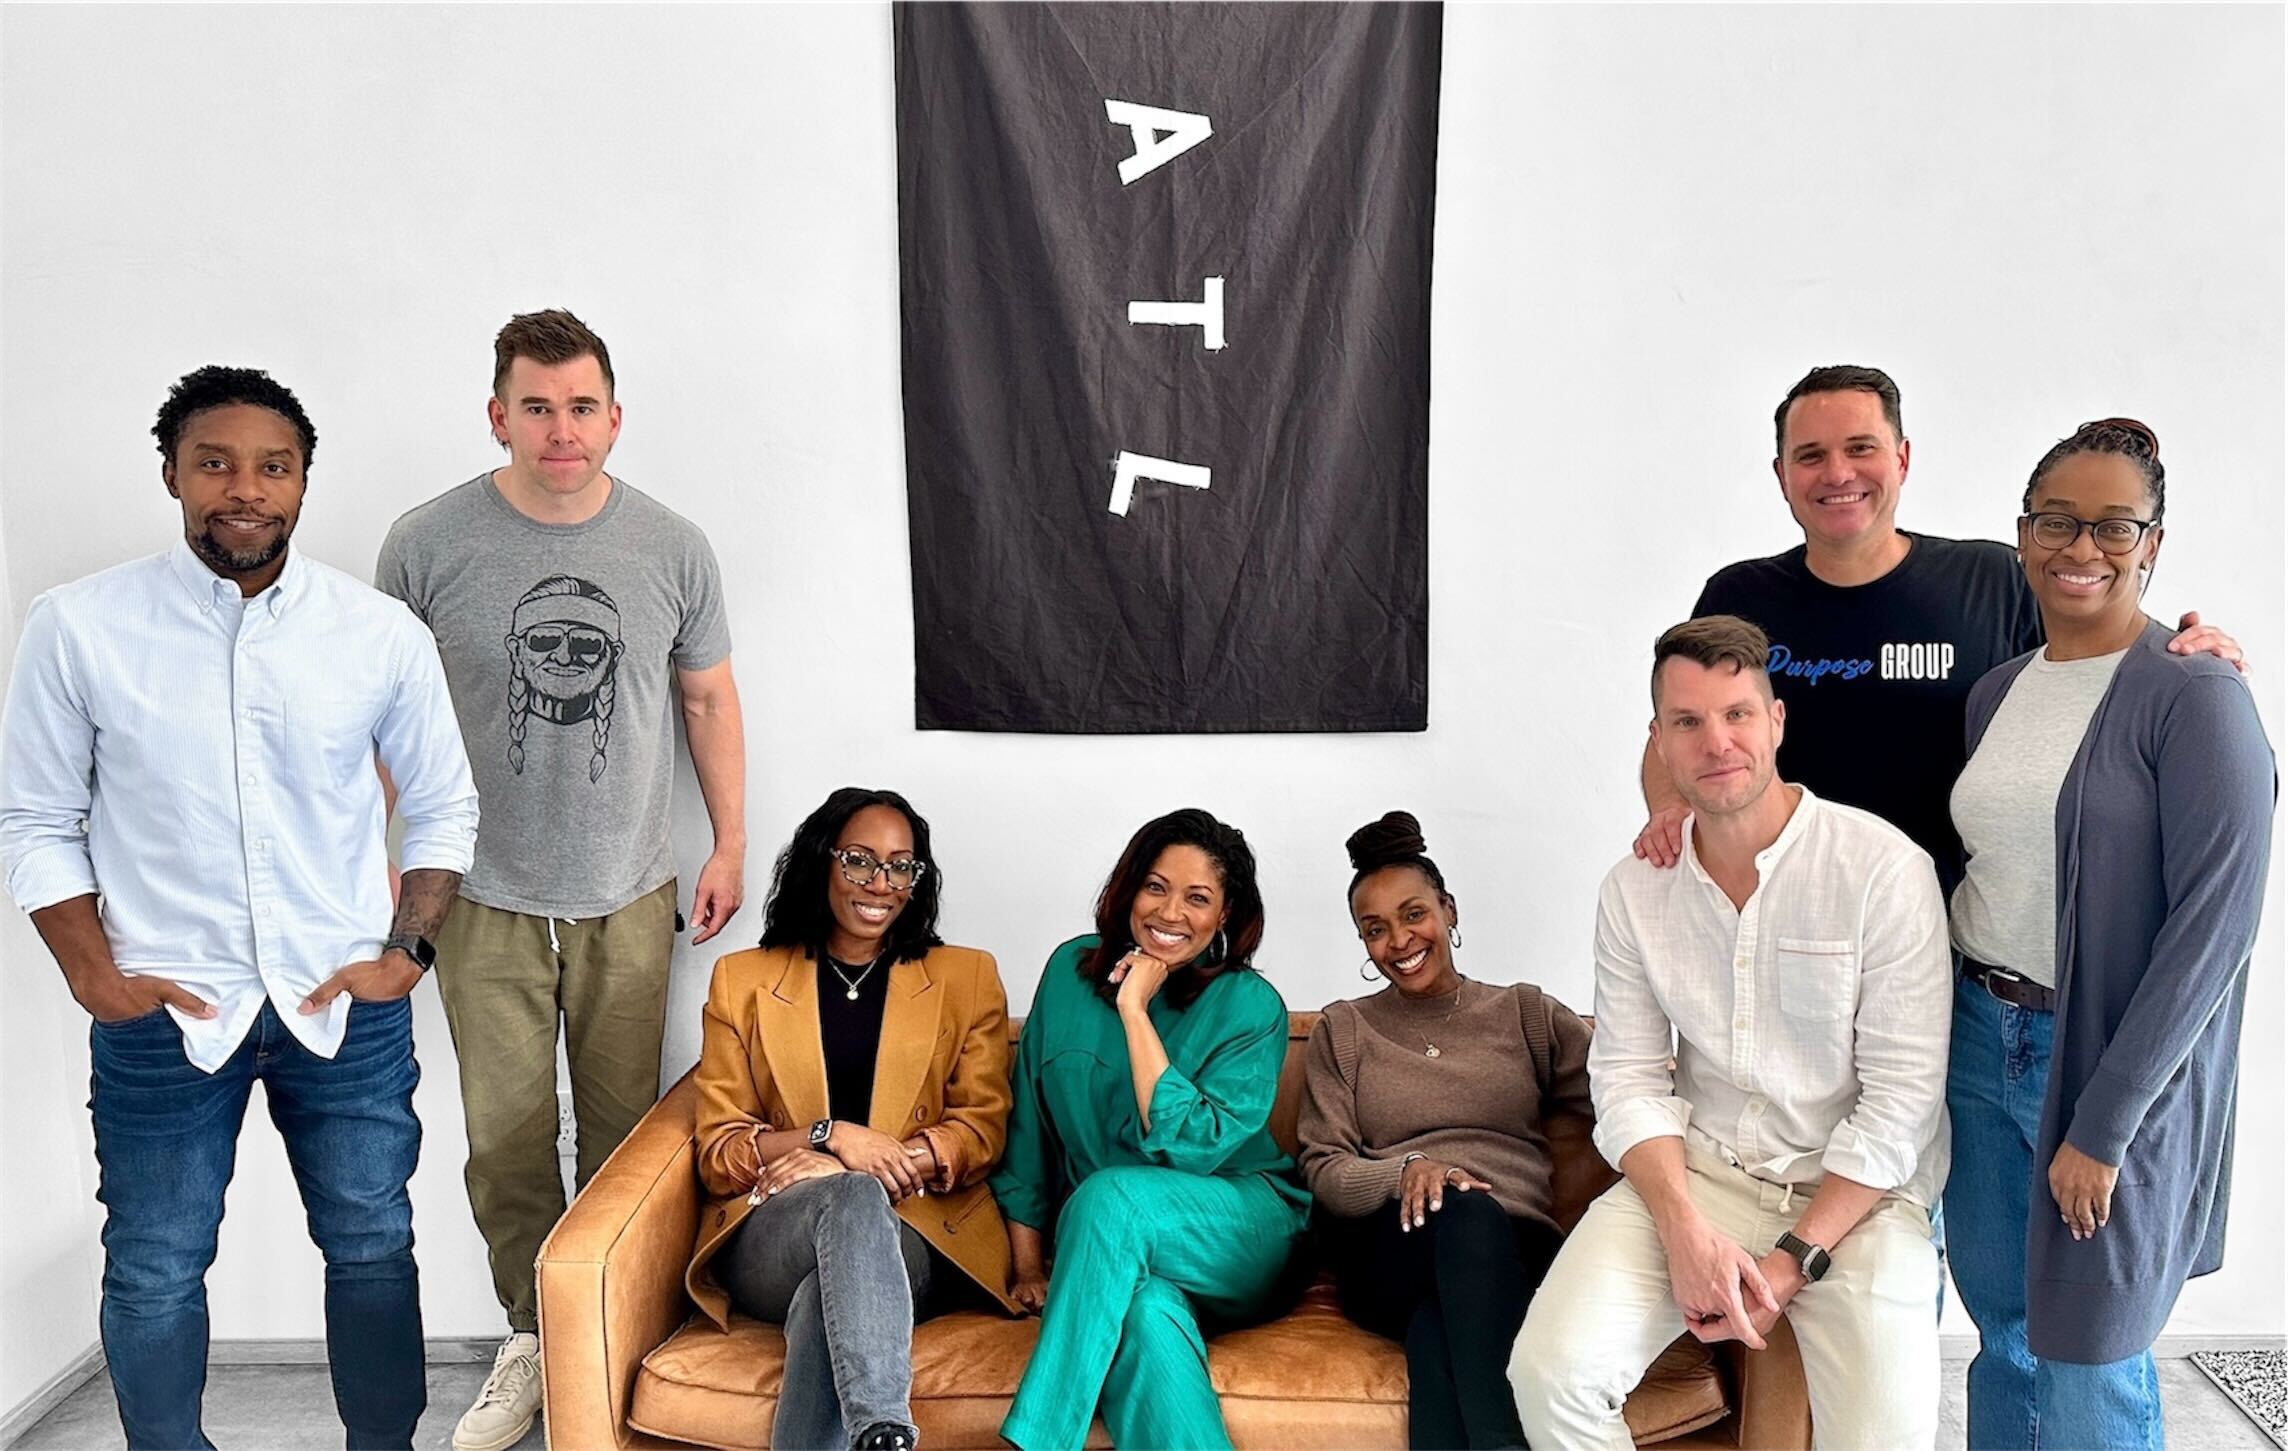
[895,2,1440,733]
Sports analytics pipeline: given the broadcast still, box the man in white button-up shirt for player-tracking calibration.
[1513,615,1950,1450]
[0,366,479,1451]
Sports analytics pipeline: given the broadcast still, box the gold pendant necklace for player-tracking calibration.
[1419,979,1465,1058]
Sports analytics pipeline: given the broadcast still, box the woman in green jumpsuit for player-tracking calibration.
[992,809,1310,1450]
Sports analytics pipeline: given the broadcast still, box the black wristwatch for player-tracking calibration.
[1776,1230,1833,1283]
[809,1118,835,1148]
[381,933,437,973]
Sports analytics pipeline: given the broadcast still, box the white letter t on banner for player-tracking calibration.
[1104,99,1213,185]
[1128,277,1226,351]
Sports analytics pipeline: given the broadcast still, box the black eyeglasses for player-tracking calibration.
[826,846,927,891]
[2020,512,2158,557]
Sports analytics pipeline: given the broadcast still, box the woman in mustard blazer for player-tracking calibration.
[687,787,1020,1451]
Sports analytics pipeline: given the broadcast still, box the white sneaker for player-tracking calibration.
[453,1332,542,1451]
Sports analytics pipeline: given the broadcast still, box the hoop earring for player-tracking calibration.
[1448,926,1462,951]
[1359,958,1380,981]
[1210,928,1229,965]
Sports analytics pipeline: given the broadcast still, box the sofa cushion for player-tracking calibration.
[628,1276,1726,1450]
[1615,1336,1734,1445]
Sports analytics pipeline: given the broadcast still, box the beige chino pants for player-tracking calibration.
[1511,1143,1941,1450]
[434,878,678,1332]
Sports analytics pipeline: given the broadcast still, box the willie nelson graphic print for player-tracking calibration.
[504,575,625,783]
[372,474,733,918]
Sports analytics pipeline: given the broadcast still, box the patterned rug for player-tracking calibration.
[2193,1349,2287,1449]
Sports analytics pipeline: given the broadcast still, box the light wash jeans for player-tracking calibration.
[1944,975,2166,1450]
[719,1172,933,1451]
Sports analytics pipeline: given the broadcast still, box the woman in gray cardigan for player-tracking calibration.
[1944,419,2273,1450]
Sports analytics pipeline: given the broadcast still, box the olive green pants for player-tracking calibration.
[434,879,677,1332]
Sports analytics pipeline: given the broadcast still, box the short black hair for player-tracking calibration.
[1773,364,1903,457]
[152,366,318,471]
[758,787,944,966]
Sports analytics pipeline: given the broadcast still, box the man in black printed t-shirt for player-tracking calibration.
[1632,364,2241,893]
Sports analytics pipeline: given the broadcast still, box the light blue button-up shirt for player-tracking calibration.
[0,542,479,1071]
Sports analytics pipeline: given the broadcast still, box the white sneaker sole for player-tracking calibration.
[451,1403,539,1451]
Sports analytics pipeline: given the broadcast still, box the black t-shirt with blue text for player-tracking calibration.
[1692,531,2043,892]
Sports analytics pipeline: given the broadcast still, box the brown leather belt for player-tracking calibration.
[1960,956,2056,1014]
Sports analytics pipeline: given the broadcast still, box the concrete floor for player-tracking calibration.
[10,1363,545,1451]
[7,1356,2272,1450]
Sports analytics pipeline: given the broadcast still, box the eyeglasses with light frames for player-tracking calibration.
[826,846,928,891]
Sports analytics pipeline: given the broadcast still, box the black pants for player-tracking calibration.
[1318,1192,1564,1450]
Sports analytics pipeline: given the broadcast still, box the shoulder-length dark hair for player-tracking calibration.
[758,786,944,967]
[1079,808,1266,1011]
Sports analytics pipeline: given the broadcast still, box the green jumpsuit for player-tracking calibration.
[992,935,1310,1450]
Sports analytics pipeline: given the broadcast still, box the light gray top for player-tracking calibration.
[375,474,730,917]
[1949,646,2128,985]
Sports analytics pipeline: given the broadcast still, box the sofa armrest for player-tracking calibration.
[537,1068,704,1451]
[1719,1313,1812,1450]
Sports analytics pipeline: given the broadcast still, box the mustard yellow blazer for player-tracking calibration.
[686,943,1020,1326]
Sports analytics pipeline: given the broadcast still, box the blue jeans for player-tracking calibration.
[90,997,426,1451]
[1944,976,2165,1450]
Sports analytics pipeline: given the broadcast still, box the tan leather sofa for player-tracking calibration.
[538,1012,1813,1449]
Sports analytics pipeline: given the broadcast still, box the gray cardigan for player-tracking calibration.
[1964,620,2274,1363]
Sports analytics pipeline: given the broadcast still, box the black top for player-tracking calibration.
[1694,531,2042,892]
[818,952,895,1126]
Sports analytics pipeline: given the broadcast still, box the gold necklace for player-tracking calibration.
[1418,979,1466,1058]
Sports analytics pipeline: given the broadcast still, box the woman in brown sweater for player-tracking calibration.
[1297,811,1594,1450]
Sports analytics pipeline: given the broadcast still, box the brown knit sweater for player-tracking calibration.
[1297,978,1594,1231]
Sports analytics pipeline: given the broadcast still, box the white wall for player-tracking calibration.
[1,1,2278,1385]
[0,503,106,1414]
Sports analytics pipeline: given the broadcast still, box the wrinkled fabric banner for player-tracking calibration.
[896,2,1440,733]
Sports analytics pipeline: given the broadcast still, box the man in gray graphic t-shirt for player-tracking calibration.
[375,309,747,1451]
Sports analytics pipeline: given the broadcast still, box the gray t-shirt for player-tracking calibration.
[375,474,731,917]
[1948,647,2128,986]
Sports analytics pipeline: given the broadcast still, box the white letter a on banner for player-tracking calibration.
[1104,99,1212,185]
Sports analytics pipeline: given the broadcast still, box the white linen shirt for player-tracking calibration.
[1588,785,1953,1207]
[0,543,478,1071]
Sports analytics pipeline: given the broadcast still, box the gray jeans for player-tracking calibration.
[719,1172,933,1450]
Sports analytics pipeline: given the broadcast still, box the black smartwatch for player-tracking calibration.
[809,1118,835,1148]
[1776,1230,1833,1283]
[381,933,437,973]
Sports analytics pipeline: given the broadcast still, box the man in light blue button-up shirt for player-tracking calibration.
[0,365,479,1451]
